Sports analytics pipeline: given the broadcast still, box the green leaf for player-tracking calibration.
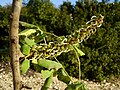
[41,74,53,90]
[19,21,38,28]
[25,37,35,47]
[38,59,62,70]
[22,44,31,55]
[65,81,87,90]
[19,29,36,36]
[58,69,71,84]
[41,70,54,79]
[31,58,38,64]
[20,59,30,74]
[73,46,85,56]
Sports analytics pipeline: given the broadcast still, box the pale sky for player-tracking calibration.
[0,0,77,7]
[0,0,102,7]
[0,0,117,7]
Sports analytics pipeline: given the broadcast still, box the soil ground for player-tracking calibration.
[0,62,120,90]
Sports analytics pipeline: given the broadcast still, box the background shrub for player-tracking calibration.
[0,0,120,81]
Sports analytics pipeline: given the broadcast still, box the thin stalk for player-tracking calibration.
[72,45,81,81]
[37,27,59,38]
[43,31,59,38]
[54,57,73,83]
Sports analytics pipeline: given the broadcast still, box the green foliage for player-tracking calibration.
[38,59,62,70]
[20,59,30,74]
[22,44,31,55]
[19,21,38,28]
[19,29,37,36]
[41,74,53,90]
[24,37,35,47]
[58,2,120,82]
[0,0,120,83]
[73,45,85,56]
[0,5,11,61]
[18,19,88,89]
[57,69,71,84]
[41,69,54,79]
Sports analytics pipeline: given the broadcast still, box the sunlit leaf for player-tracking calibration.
[41,74,53,90]
[41,70,54,79]
[19,29,36,36]
[25,37,35,47]
[19,21,38,28]
[20,59,30,74]
[38,59,62,70]
[31,58,38,64]
[73,46,85,56]
[22,44,31,55]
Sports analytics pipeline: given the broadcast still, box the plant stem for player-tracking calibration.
[72,45,81,81]
[43,31,59,38]
[54,57,73,83]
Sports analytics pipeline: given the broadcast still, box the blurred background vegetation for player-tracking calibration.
[0,0,120,82]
